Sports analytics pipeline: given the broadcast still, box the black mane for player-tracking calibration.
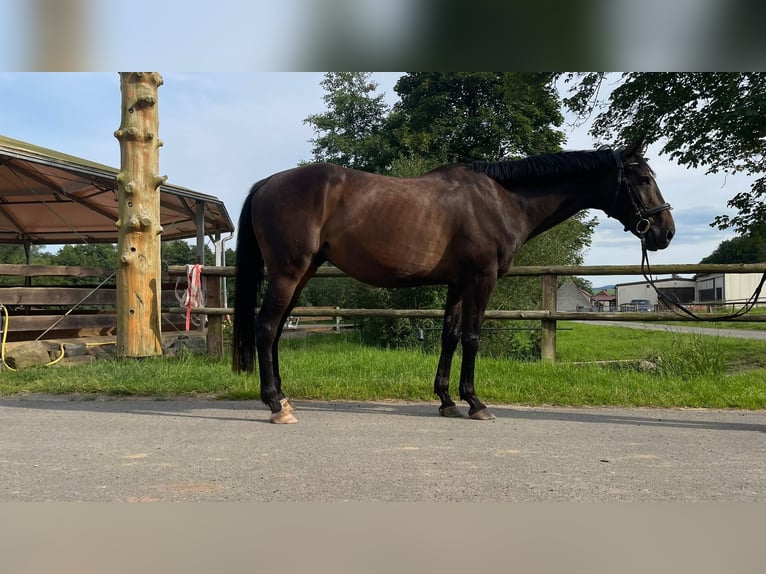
[470,149,616,186]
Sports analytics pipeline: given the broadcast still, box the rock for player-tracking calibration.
[637,360,658,371]
[3,341,60,369]
[163,334,206,356]
[63,343,88,357]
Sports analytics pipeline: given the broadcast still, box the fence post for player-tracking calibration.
[541,273,557,362]
[205,273,224,358]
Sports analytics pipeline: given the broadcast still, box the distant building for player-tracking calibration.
[696,273,766,305]
[591,289,617,311]
[615,273,764,310]
[556,280,594,312]
[616,277,695,310]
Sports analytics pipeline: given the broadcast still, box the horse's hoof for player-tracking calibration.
[439,405,465,418]
[469,408,496,421]
[270,409,298,424]
[280,398,296,412]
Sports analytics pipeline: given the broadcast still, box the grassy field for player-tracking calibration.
[660,306,766,331]
[2,321,765,409]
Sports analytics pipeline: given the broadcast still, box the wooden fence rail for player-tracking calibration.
[166,263,766,361]
[3,263,764,357]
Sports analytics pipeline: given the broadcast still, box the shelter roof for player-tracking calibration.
[0,134,234,244]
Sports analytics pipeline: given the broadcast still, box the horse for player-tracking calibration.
[232,135,675,424]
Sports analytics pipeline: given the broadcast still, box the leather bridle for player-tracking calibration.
[610,151,766,321]
[612,150,672,236]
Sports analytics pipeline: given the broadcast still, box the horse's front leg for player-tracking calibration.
[458,273,497,421]
[434,285,464,418]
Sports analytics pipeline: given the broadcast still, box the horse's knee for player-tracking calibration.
[461,332,480,354]
[442,328,460,351]
[254,317,276,345]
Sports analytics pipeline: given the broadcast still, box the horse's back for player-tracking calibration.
[249,162,510,287]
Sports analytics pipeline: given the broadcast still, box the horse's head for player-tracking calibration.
[608,135,675,251]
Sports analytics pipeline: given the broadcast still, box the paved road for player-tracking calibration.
[580,320,766,340]
[1,396,764,501]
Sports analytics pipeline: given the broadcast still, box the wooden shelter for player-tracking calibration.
[0,133,233,250]
[0,133,234,347]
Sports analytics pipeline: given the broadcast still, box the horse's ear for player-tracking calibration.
[620,133,647,160]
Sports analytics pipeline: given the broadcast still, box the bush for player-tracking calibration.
[652,335,726,379]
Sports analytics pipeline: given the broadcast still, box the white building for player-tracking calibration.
[615,277,696,310]
[615,273,765,310]
[696,273,766,304]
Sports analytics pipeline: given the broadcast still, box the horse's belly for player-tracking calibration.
[325,232,452,288]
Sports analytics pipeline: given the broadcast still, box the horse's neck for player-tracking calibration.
[518,177,607,240]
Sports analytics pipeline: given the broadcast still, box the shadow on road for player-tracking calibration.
[1,396,764,433]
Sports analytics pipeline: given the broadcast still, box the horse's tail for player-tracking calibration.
[232,178,269,374]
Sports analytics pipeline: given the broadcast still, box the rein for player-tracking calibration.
[638,235,766,322]
[611,150,765,321]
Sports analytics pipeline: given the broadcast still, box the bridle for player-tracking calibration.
[609,151,766,321]
[612,150,672,237]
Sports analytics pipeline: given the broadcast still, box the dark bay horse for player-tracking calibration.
[233,136,675,423]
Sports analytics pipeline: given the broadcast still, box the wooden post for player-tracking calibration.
[205,273,224,358]
[114,72,166,357]
[541,273,557,362]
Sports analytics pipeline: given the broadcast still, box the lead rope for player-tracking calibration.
[182,263,205,331]
[640,235,766,322]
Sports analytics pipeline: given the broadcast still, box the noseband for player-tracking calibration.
[612,150,672,236]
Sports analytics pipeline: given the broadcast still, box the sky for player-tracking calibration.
[0,72,750,287]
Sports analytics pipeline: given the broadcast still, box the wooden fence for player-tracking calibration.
[0,264,191,341]
[2,262,764,359]
[166,262,766,361]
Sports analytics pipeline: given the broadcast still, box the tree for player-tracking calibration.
[388,72,564,163]
[304,72,392,172]
[699,228,766,264]
[562,73,766,235]
[0,244,48,265]
[160,240,214,267]
[0,244,50,285]
[52,243,117,269]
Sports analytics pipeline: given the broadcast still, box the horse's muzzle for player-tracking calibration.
[645,225,675,251]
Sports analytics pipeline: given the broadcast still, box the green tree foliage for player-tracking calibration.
[42,243,116,286]
[304,72,393,172]
[699,228,766,264]
[0,244,50,285]
[389,72,564,162]
[0,244,49,265]
[562,72,766,234]
[53,243,117,268]
[160,239,215,267]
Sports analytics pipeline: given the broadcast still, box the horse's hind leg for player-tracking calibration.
[458,272,497,421]
[435,285,464,418]
[271,260,323,414]
[255,273,303,424]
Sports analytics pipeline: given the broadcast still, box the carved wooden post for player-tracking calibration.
[114,72,166,357]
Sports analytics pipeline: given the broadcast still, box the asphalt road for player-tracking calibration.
[1,396,764,501]
[582,320,766,340]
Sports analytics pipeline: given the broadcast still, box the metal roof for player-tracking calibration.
[0,134,234,244]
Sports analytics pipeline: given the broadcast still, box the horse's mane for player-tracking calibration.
[469,149,617,186]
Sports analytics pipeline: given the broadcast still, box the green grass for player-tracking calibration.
[658,306,766,331]
[2,322,765,409]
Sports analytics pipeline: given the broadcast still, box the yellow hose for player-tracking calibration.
[1,305,113,370]
[1,304,15,371]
